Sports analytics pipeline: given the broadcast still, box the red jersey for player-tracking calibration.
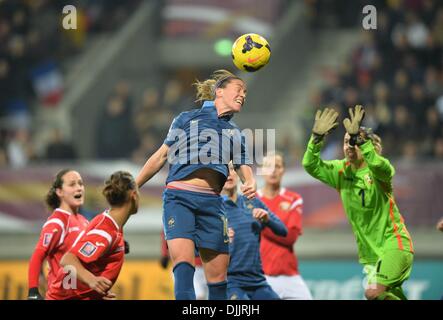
[28,208,89,289]
[257,188,303,276]
[46,211,125,300]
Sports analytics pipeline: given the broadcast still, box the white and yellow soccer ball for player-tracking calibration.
[231,33,271,72]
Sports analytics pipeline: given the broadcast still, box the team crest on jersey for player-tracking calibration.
[43,233,53,247]
[279,201,291,211]
[79,241,97,257]
[365,174,373,185]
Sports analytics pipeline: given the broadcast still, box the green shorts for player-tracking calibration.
[363,250,413,288]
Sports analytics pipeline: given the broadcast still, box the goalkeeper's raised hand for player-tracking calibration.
[343,105,365,135]
[343,105,365,145]
[312,107,339,142]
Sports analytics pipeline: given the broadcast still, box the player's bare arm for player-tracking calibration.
[136,144,169,188]
[61,252,112,295]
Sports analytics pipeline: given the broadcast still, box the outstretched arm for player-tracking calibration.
[302,136,342,189]
[360,140,394,184]
[302,107,341,189]
[136,144,169,188]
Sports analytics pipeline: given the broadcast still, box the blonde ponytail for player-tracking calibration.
[193,69,242,102]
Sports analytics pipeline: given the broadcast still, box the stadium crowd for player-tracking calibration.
[306,0,443,161]
[0,0,141,167]
[2,0,443,166]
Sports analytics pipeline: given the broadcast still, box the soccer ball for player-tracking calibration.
[231,33,271,72]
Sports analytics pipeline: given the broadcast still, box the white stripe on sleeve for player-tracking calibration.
[42,218,66,245]
[289,198,303,211]
[86,229,112,244]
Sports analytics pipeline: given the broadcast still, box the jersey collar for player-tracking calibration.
[202,100,233,120]
[104,210,120,230]
[55,208,72,215]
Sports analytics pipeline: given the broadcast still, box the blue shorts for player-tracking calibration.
[163,188,229,254]
[227,285,280,300]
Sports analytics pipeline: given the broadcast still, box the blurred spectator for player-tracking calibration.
[419,107,443,156]
[134,87,161,135]
[431,8,443,46]
[0,0,141,166]
[402,140,419,162]
[424,66,443,98]
[45,128,77,161]
[96,95,138,159]
[134,86,173,139]
[114,80,132,109]
[162,78,193,112]
[436,217,443,231]
[405,12,429,48]
[0,129,7,167]
[6,128,35,168]
[308,0,443,161]
[433,137,443,159]
[131,132,158,165]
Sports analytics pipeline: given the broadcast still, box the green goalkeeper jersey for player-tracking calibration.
[302,137,414,264]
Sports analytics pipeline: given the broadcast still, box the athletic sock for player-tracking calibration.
[207,280,227,300]
[173,262,196,300]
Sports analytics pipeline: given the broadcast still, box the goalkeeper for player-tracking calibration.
[302,105,414,300]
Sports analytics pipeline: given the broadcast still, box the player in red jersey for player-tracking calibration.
[27,169,89,300]
[257,152,313,300]
[46,171,139,300]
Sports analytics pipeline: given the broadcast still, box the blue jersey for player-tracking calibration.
[225,195,287,288]
[164,101,251,185]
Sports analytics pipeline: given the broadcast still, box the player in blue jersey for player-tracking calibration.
[136,70,256,300]
[222,164,287,300]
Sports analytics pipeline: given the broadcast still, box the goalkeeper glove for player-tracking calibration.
[312,107,339,142]
[343,105,365,146]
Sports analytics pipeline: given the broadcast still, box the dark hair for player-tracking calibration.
[102,171,136,207]
[45,169,74,211]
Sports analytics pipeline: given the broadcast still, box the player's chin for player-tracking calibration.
[346,154,355,161]
[73,198,84,206]
[224,182,235,190]
[231,103,242,112]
